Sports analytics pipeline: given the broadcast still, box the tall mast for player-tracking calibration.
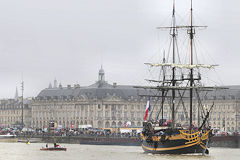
[21,81,24,129]
[171,0,176,128]
[189,0,194,130]
[161,51,166,123]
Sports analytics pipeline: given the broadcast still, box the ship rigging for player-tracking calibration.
[136,0,226,154]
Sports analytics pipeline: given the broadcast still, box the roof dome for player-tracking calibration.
[99,66,104,74]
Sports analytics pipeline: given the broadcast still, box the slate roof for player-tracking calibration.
[37,79,240,100]
[37,80,148,100]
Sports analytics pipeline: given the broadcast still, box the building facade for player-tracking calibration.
[1,67,240,132]
[30,67,240,132]
[0,98,31,128]
[31,67,149,129]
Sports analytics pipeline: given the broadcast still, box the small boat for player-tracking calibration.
[40,122,67,151]
[0,133,18,142]
[40,143,67,151]
[40,147,67,151]
[0,133,17,139]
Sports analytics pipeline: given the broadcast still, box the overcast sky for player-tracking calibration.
[0,0,239,98]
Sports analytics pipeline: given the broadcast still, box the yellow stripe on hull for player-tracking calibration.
[142,141,201,151]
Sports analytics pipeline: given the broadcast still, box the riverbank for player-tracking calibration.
[15,135,240,148]
[17,135,141,146]
[211,136,240,148]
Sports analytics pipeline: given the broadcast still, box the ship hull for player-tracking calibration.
[141,129,210,154]
[142,139,208,154]
[40,147,67,151]
[0,135,18,142]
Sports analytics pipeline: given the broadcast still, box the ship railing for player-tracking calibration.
[179,129,210,143]
[179,130,200,140]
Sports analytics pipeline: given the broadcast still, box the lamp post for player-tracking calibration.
[21,81,24,129]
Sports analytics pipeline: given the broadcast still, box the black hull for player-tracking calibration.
[141,129,211,154]
[142,139,208,154]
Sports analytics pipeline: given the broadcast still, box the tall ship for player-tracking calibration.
[136,0,225,154]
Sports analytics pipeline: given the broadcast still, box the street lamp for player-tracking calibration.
[21,81,24,129]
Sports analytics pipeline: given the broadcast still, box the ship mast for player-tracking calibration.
[171,0,176,128]
[189,0,194,130]
[161,52,166,123]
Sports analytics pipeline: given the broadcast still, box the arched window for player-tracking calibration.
[117,121,122,127]
[131,122,135,127]
[112,121,116,127]
[98,121,102,128]
[105,121,110,128]
[137,122,141,127]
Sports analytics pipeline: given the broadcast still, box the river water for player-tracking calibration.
[0,142,239,160]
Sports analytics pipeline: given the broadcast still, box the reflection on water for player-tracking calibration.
[0,142,239,160]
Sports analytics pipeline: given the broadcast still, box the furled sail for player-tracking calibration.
[144,63,218,69]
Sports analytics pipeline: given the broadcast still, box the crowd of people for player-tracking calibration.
[0,127,141,138]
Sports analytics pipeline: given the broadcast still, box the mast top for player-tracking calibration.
[173,0,175,16]
[191,0,193,10]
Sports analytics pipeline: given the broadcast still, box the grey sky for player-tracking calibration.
[0,0,238,98]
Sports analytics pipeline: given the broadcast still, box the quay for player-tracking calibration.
[211,135,240,148]
[16,135,240,148]
[17,135,141,146]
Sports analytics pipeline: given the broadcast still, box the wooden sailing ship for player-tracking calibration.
[136,0,225,154]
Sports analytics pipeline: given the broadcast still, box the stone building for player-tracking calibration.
[31,67,149,129]
[30,67,240,132]
[1,67,239,132]
[206,87,240,132]
[0,98,32,128]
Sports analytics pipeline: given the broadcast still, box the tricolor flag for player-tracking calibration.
[144,98,151,121]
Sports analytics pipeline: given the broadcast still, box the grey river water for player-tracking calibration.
[0,143,239,160]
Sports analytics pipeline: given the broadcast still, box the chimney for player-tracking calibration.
[67,85,71,89]
[74,84,80,89]
[113,82,117,88]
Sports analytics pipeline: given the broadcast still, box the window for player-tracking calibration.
[137,112,140,118]
[117,111,121,118]
[124,112,127,118]
[98,111,101,118]
[131,112,134,120]
[98,104,101,109]
[111,111,115,117]
[105,111,108,118]
[137,105,140,110]
[131,105,134,110]
[118,105,121,110]
[85,110,88,118]
[90,110,93,117]
[111,105,115,110]
[164,105,167,110]
[105,104,108,109]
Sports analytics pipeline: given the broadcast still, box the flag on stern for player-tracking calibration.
[144,98,151,121]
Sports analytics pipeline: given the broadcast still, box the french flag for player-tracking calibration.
[144,98,150,121]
